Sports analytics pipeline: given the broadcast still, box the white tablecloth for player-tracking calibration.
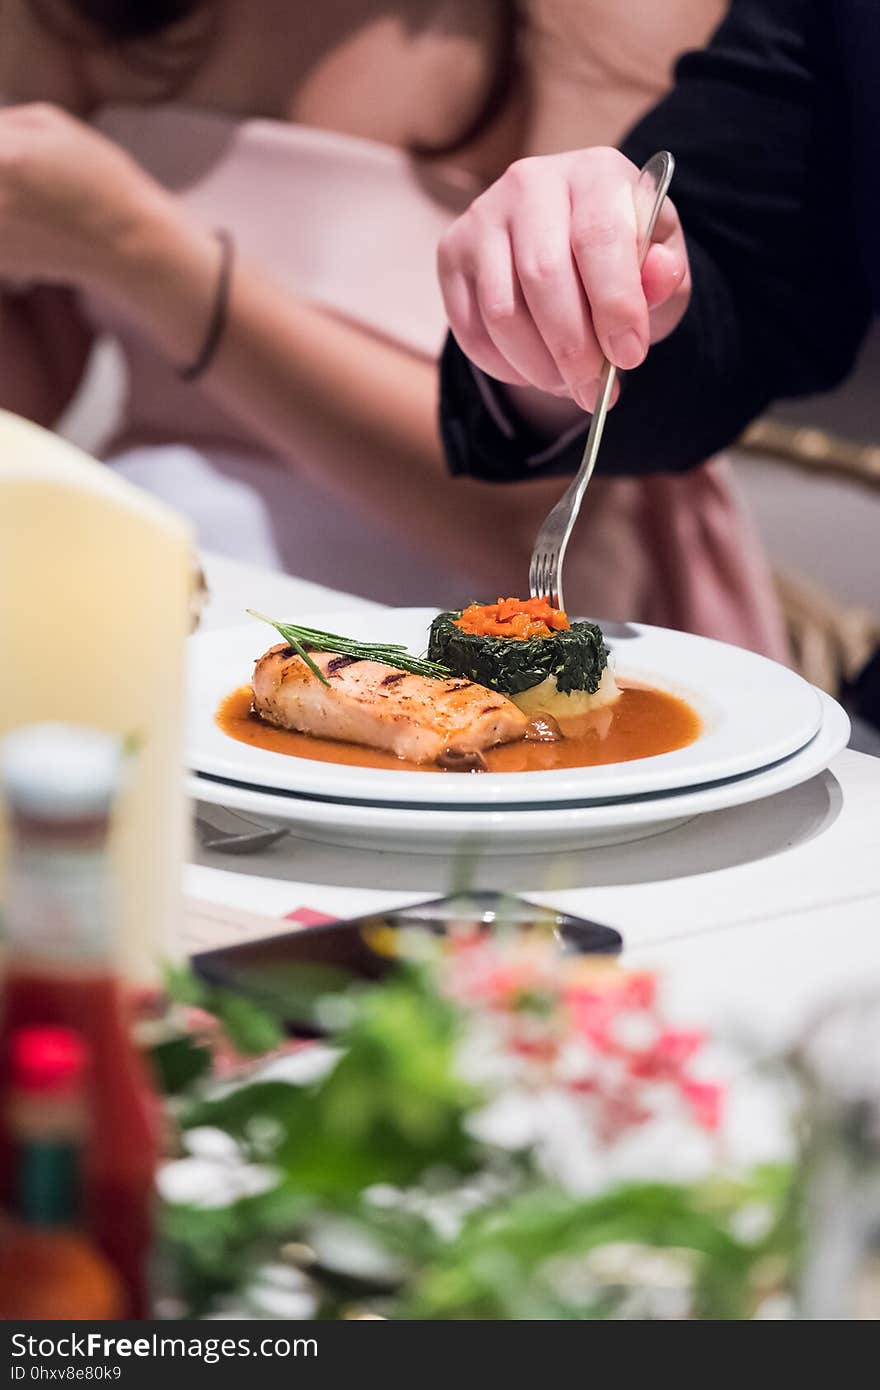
[188,551,880,1049]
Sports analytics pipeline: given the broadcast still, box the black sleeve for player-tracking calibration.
[440,0,872,482]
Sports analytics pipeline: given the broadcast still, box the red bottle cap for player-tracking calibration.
[9,1026,89,1095]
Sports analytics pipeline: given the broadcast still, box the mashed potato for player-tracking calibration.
[511,664,621,731]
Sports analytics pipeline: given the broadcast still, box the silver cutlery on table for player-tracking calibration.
[528,151,675,611]
[195,811,289,855]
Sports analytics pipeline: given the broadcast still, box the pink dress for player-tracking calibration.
[81,105,789,658]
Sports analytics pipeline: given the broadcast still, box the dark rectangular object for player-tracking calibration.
[192,891,622,1036]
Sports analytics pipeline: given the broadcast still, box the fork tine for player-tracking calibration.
[531,548,560,607]
[544,559,555,605]
[530,530,567,606]
[548,558,559,606]
[543,555,553,600]
[529,550,546,601]
[528,550,541,600]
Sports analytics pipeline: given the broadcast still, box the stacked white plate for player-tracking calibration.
[187,609,850,855]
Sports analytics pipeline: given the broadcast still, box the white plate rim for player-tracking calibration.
[190,690,848,845]
[188,610,823,807]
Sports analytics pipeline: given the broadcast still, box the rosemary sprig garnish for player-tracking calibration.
[248,611,452,687]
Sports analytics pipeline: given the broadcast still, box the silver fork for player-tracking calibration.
[528,151,675,610]
[195,811,289,855]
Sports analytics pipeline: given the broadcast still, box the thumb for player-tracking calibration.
[641,242,686,309]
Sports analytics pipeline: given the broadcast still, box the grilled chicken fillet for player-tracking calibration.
[252,644,528,764]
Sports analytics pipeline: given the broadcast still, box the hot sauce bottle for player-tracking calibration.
[0,723,160,1317]
[0,1026,124,1320]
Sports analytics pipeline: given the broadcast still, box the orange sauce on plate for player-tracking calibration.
[215,684,700,773]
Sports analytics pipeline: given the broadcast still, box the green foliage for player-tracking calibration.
[164,961,208,1009]
[158,961,798,1320]
[181,968,480,1196]
[161,1182,317,1314]
[163,961,286,1056]
[213,992,287,1056]
[160,966,486,1313]
[427,611,610,695]
[150,1034,212,1095]
[402,1175,795,1320]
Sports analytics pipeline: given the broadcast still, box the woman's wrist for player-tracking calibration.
[97,193,222,369]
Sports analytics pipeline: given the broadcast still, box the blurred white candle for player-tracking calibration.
[0,410,194,982]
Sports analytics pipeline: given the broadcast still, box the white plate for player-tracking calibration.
[190,690,848,855]
[189,610,822,807]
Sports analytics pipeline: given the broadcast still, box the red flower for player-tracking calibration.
[627,1029,706,1080]
[566,1075,598,1095]
[618,973,657,1011]
[509,1034,560,1063]
[679,1078,724,1131]
[566,994,626,1057]
[445,939,558,1013]
[595,1087,653,1144]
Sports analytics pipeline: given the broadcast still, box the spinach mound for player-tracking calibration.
[427,610,610,696]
